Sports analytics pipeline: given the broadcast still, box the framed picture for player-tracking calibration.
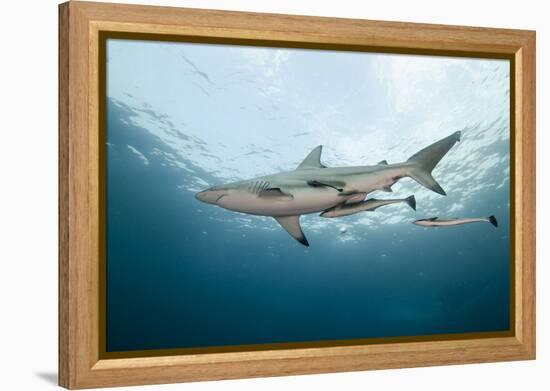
[59,1,536,389]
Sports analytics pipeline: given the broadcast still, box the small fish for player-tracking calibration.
[320,195,416,218]
[413,216,498,228]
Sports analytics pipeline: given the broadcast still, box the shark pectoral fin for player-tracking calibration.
[259,187,294,200]
[307,180,344,192]
[338,190,357,196]
[296,146,325,170]
[381,186,393,192]
[274,216,309,246]
[343,192,367,204]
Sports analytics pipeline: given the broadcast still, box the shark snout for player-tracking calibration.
[195,188,228,205]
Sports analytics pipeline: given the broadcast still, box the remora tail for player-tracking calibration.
[196,131,461,246]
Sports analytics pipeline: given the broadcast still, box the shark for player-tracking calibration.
[195,131,461,246]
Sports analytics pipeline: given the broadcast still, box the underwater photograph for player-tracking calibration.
[104,38,511,353]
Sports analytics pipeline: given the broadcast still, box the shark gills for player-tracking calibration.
[320,196,416,218]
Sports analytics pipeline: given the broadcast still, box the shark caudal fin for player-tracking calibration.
[405,195,416,211]
[406,131,461,196]
[488,215,498,228]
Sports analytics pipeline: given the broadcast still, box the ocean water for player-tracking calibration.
[105,39,510,352]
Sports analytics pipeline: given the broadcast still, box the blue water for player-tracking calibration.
[105,40,510,352]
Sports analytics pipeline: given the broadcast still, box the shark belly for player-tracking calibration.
[217,188,343,217]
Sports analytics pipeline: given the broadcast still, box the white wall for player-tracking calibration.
[0,0,546,389]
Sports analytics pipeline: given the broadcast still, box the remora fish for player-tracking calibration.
[196,131,461,246]
[320,195,416,218]
[413,216,498,228]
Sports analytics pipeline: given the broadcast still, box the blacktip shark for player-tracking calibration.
[413,216,498,228]
[196,131,461,246]
[320,195,416,218]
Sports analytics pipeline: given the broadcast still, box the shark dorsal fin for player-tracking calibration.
[378,160,388,165]
[427,217,438,221]
[296,146,324,170]
[274,215,309,246]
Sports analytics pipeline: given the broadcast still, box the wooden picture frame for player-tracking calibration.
[59,1,536,389]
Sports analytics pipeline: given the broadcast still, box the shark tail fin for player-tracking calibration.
[405,195,416,211]
[406,131,461,196]
[488,215,498,228]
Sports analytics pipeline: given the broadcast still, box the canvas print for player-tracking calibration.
[105,38,510,353]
